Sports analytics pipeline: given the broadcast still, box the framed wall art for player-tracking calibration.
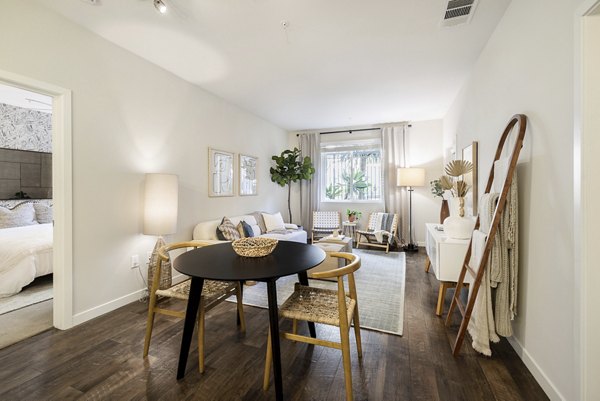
[208,148,234,197]
[239,154,258,196]
[462,141,479,216]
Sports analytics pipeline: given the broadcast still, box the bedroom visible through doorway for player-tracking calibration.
[0,83,54,349]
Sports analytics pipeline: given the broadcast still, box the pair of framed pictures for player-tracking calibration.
[208,148,258,197]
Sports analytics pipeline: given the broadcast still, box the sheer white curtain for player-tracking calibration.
[382,124,408,244]
[299,133,321,231]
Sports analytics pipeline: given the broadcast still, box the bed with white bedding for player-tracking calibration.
[0,201,53,298]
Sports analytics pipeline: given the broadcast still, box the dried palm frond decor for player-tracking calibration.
[439,159,474,239]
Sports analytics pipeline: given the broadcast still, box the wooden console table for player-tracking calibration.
[424,223,471,316]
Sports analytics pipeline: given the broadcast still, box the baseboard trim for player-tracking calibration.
[71,272,189,326]
[72,288,146,326]
[507,336,566,401]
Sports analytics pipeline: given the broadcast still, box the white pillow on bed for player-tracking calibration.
[262,212,286,232]
[33,203,53,224]
[0,203,38,229]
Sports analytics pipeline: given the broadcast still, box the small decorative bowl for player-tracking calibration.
[232,237,278,257]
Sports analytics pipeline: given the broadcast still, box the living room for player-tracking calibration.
[0,0,598,400]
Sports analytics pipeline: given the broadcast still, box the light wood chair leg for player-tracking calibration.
[436,282,448,316]
[235,285,246,333]
[292,319,297,335]
[198,297,206,373]
[143,294,158,358]
[352,310,362,359]
[263,330,272,391]
[425,256,431,273]
[340,327,353,401]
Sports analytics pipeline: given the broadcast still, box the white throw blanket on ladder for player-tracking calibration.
[467,174,519,356]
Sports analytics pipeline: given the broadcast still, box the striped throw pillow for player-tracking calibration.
[218,217,241,241]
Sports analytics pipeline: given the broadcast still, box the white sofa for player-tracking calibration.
[193,213,307,243]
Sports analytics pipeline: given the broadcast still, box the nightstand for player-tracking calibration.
[424,223,472,316]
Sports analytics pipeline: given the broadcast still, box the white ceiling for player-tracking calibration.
[0,83,52,113]
[37,0,510,130]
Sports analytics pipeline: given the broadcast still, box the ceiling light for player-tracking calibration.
[154,0,167,14]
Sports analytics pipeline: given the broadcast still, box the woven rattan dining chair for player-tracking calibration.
[142,241,246,373]
[262,252,362,401]
[311,211,342,243]
[356,213,399,254]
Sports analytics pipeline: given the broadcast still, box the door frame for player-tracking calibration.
[574,1,600,399]
[0,69,73,330]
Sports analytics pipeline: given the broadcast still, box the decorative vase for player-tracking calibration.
[443,197,474,239]
[440,199,450,224]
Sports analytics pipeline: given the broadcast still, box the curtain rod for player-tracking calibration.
[296,125,412,137]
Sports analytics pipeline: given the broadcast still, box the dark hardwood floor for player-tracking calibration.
[0,250,548,401]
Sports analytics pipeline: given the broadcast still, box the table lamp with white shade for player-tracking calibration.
[144,173,178,291]
[397,167,425,252]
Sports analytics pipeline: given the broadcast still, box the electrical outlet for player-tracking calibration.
[131,254,140,269]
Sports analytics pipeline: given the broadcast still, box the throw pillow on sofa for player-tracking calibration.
[240,220,254,237]
[262,212,286,232]
[217,217,240,241]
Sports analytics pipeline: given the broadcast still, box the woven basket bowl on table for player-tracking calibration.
[232,237,279,257]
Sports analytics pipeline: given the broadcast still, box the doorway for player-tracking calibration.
[0,84,54,348]
[0,69,72,332]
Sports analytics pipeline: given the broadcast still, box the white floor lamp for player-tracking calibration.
[397,167,425,252]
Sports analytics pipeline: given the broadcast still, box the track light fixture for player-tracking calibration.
[154,0,167,14]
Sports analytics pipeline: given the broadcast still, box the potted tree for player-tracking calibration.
[270,148,315,223]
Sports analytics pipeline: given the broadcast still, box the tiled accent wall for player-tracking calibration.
[0,148,52,199]
[0,102,52,152]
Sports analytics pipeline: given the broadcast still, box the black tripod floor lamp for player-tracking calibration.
[397,167,425,252]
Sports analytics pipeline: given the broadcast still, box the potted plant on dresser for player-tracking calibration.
[430,179,450,223]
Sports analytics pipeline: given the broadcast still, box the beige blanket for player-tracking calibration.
[467,174,519,355]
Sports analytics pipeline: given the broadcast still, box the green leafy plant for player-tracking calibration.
[346,209,362,221]
[325,184,343,200]
[430,179,445,198]
[342,170,369,199]
[270,148,315,223]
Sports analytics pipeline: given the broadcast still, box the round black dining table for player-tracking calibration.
[173,240,326,401]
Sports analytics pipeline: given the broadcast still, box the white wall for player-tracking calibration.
[289,120,443,244]
[0,0,288,322]
[443,0,585,399]
[406,120,444,244]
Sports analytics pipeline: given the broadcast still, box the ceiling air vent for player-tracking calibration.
[441,0,478,27]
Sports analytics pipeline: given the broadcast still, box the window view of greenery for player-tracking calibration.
[322,149,382,201]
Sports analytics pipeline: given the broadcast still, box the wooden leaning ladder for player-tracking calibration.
[445,114,527,357]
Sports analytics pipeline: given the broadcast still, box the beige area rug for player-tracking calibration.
[228,249,406,336]
[0,276,54,349]
[0,299,53,349]
[0,275,53,315]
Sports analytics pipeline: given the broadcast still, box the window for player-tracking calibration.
[321,139,383,202]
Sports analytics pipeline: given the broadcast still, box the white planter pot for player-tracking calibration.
[443,215,474,239]
[443,197,474,239]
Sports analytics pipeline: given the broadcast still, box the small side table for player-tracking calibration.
[342,221,358,244]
